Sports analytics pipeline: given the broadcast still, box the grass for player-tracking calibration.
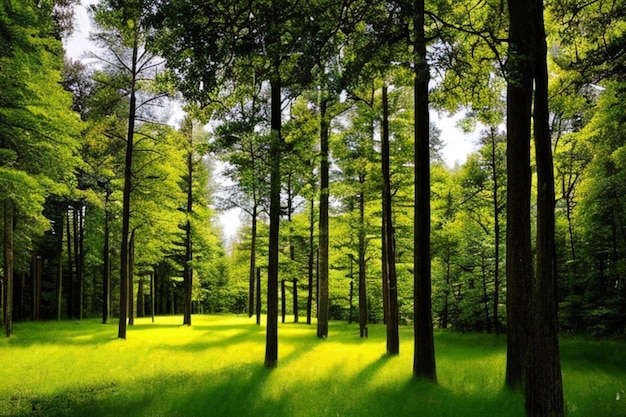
[0,315,624,417]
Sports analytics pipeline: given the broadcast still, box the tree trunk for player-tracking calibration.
[4,199,14,337]
[382,85,399,355]
[505,0,534,390]
[103,188,111,324]
[118,33,139,340]
[183,124,194,326]
[293,279,298,323]
[249,204,258,318]
[525,1,564,414]
[317,96,330,339]
[413,0,437,381]
[307,198,315,324]
[58,215,63,321]
[137,277,145,318]
[256,267,261,326]
[66,208,74,319]
[359,177,368,337]
[281,280,286,324]
[265,77,281,368]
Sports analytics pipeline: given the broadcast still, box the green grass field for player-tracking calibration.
[1,315,624,417]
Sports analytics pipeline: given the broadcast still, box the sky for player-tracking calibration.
[63,0,481,243]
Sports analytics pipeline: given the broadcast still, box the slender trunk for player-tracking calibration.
[359,177,368,337]
[293,279,298,323]
[382,85,399,354]
[66,208,74,319]
[119,34,139,339]
[413,0,436,381]
[103,189,110,324]
[78,204,84,320]
[265,78,281,368]
[348,257,354,324]
[249,204,258,318]
[281,280,286,323]
[505,0,533,390]
[256,267,261,325]
[4,200,14,337]
[307,198,315,324]
[183,128,194,326]
[525,1,564,414]
[317,96,330,339]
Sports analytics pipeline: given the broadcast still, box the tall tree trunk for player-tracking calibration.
[118,34,139,339]
[359,177,368,337]
[382,85,399,354]
[183,123,194,326]
[413,0,437,381]
[505,0,533,390]
[525,1,564,414]
[281,280,286,323]
[4,199,14,337]
[265,77,281,368]
[78,204,84,320]
[307,198,315,324]
[317,96,330,339]
[293,279,298,323]
[103,188,111,324]
[249,203,258,318]
[66,208,74,319]
[256,267,262,326]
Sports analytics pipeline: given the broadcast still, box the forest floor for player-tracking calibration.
[1,315,624,417]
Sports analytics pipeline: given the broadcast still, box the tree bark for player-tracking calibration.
[382,85,399,354]
[249,204,258,318]
[183,123,194,326]
[103,187,111,324]
[525,0,564,414]
[359,177,368,337]
[317,96,330,339]
[413,0,436,381]
[307,198,315,324]
[265,78,281,368]
[118,30,139,340]
[505,0,533,390]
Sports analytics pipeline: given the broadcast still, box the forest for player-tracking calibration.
[1,0,626,416]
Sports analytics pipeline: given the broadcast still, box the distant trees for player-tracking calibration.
[1,0,81,336]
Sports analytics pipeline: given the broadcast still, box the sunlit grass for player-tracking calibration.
[0,315,624,416]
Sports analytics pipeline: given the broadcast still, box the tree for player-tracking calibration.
[90,0,166,339]
[412,0,437,381]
